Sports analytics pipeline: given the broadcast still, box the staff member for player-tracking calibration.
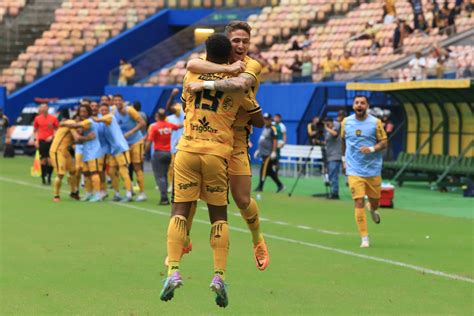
[145,108,181,205]
[33,103,59,185]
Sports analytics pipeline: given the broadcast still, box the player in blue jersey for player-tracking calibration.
[95,103,134,202]
[113,94,147,202]
[341,95,388,248]
[64,104,104,202]
[90,101,110,200]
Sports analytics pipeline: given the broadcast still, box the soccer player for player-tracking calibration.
[186,21,269,271]
[160,34,262,308]
[112,94,147,202]
[95,103,134,202]
[341,95,388,248]
[49,118,79,202]
[64,105,104,202]
[90,101,109,200]
[33,103,59,185]
[145,108,181,205]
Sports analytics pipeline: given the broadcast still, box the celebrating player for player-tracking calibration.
[186,21,269,271]
[341,95,388,248]
[113,94,147,202]
[160,34,263,308]
[95,103,134,202]
[49,118,79,202]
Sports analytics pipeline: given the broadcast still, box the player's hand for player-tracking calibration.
[360,146,372,154]
[270,151,277,160]
[123,131,131,139]
[187,82,204,93]
[171,88,180,96]
[253,150,259,159]
[226,61,246,75]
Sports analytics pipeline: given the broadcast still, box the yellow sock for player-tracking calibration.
[167,215,187,276]
[68,173,77,193]
[135,168,145,193]
[53,176,61,196]
[109,167,119,192]
[84,176,92,193]
[355,207,368,237]
[210,220,229,280]
[240,198,263,245]
[91,173,101,193]
[119,165,132,192]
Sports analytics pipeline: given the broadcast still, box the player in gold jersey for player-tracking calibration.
[187,21,270,271]
[160,34,263,308]
[49,119,79,202]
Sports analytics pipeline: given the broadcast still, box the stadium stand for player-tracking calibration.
[0,0,26,22]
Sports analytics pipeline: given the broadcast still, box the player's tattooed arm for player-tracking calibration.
[187,59,246,76]
[213,73,256,91]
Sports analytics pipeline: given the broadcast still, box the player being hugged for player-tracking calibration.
[341,95,388,248]
[160,33,263,308]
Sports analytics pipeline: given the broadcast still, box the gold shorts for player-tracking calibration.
[348,175,382,200]
[108,151,131,167]
[50,150,75,176]
[129,140,145,164]
[228,146,251,176]
[172,151,229,206]
[82,157,104,173]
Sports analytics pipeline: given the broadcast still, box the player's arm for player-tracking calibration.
[187,58,246,76]
[70,128,94,143]
[165,88,180,113]
[270,126,278,159]
[242,97,264,128]
[360,120,388,154]
[187,72,256,93]
[92,114,113,125]
[124,107,145,139]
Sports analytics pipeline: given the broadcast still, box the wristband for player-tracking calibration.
[341,156,346,162]
[369,146,375,153]
[203,81,215,90]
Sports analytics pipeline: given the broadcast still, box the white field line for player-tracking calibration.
[1,176,473,284]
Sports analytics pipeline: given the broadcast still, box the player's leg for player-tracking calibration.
[45,142,53,184]
[348,176,369,247]
[88,159,102,202]
[255,156,270,191]
[39,141,48,184]
[99,156,107,200]
[366,176,382,224]
[65,153,79,200]
[112,152,133,202]
[108,162,121,201]
[266,158,284,192]
[167,153,175,193]
[130,140,146,200]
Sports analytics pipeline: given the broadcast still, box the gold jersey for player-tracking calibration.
[233,56,262,148]
[49,119,75,153]
[178,71,259,160]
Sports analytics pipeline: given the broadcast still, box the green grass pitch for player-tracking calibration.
[0,157,473,315]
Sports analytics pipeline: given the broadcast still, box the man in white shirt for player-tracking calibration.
[408,52,426,80]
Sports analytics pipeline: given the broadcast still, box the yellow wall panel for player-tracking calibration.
[444,103,460,156]
[415,103,431,154]
[457,103,473,157]
[428,103,444,155]
[404,103,417,153]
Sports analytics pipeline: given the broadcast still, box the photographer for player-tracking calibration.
[307,116,325,145]
[324,117,342,199]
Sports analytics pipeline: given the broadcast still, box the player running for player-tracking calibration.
[112,95,147,202]
[341,95,388,248]
[186,21,269,271]
[49,118,79,202]
[95,103,134,202]
[160,34,263,308]
[63,105,104,202]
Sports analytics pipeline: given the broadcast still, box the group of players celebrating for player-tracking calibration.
[46,94,147,203]
[41,20,388,309]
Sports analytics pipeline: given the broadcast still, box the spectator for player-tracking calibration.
[436,58,446,79]
[408,51,427,80]
[339,51,355,72]
[33,103,58,185]
[268,56,282,81]
[301,33,312,49]
[324,117,342,199]
[165,88,185,190]
[366,36,381,56]
[118,58,135,86]
[415,15,430,34]
[254,113,285,193]
[290,55,303,81]
[337,110,347,124]
[410,0,424,29]
[426,49,439,79]
[145,108,182,205]
[301,56,313,82]
[383,0,397,24]
[133,101,148,137]
[290,40,302,51]
[319,51,338,81]
[0,108,9,152]
[447,5,461,35]
[393,19,413,53]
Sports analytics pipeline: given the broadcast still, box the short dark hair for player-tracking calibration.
[133,101,141,111]
[225,21,252,36]
[275,113,282,118]
[113,94,123,99]
[101,95,110,100]
[353,95,369,104]
[205,34,232,64]
[78,104,92,117]
[99,103,108,108]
